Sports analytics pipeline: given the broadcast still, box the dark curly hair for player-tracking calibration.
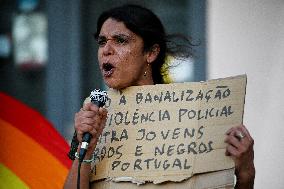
[94,4,193,84]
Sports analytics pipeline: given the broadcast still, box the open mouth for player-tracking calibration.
[102,63,114,77]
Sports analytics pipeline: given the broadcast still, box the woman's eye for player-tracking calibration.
[115,36,128,44]
[97,35,130,46]
[97,37,107,46]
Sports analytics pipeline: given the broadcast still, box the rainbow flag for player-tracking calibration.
[0,92,72,188]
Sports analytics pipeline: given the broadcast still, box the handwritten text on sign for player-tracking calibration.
[89,75,246,184]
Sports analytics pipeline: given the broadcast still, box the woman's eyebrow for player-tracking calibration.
[99,32,132,38]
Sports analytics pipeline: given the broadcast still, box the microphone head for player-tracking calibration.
[90,89,108,107]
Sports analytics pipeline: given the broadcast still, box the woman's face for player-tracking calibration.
[97,18,152,90]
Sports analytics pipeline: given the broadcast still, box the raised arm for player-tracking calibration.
[64,102,107,189]
[225,124,255,189]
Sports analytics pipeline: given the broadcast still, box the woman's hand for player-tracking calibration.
[225,124,255,188]
[74,102,108,153]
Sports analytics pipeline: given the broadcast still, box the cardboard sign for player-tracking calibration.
[88,75,246,184]
[91,168,235,189]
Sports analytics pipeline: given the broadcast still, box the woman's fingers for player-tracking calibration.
[225,124,255,183]
[238,125,254,144]
[74,104,108,147]
[226,129,248,154]
[225,144,239,156]
[226,125,252,144]
[225,124,254,158]
[76,124,94,142]
[225,133,242,150]
[78,110,96,118]
[76,116,95,125]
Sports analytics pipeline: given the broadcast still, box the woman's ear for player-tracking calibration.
[146,44,160,64]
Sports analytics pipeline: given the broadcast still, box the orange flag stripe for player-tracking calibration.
[0,118,68,188]
[0,92,72,168]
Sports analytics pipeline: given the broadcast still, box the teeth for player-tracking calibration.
[102,63,114,77]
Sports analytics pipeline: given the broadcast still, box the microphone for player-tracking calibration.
[79,89,108,162]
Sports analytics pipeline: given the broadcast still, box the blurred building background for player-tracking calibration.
[0,0,283,188]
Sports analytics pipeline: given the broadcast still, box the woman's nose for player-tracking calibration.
[102,41,114,56]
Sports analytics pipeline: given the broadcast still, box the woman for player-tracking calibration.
[64,4,255,189]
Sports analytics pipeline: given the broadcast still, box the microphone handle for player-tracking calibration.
[78,100,102,162]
